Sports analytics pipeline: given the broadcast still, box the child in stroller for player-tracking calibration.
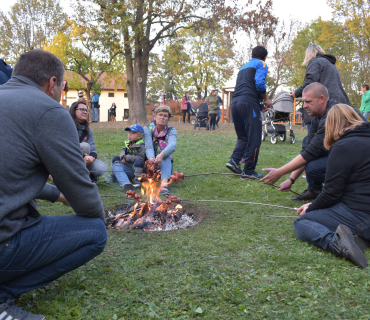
[262,91,296,144]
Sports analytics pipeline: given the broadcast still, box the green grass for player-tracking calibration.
[22,123,370,319]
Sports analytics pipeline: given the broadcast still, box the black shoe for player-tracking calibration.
[0,299,45,320]
[330,225,368,268]
[133,179,142,189]
[354,235,370,251]
[226,159,242,174]
[240,171,263,180]
[90,173,98,183]
[123,183,135,192]
[291,189,320,201]
[216,123,219,128]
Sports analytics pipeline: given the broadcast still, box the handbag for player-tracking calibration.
[95,103,100,109]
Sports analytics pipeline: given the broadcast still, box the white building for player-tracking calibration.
[62,71,129,122]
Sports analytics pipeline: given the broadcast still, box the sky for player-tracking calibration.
[0,0,333,24]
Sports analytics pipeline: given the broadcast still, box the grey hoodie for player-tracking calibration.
[0,76,105,253]
[294,54,351,105]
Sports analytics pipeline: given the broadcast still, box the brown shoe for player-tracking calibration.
[291,189,320,201]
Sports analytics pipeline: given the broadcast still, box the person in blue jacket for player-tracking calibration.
[226,46,272,179]
[90,90,100,122]
[0,59,12,85]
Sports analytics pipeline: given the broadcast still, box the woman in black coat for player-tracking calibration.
[295,104,370,268]
[291,44,350,105]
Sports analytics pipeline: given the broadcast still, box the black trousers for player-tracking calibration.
[230,100,262,174]
[182,109,190,123]
[209,113,217,129]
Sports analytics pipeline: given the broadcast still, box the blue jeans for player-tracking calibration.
[294,202,370,252]
[305,156,328,191]
[0,215,107,302]
[112,159,144,187]
[230,100,262,174]
[306,123,311,133]
[362,112,369,120]
[160,157,172,180]
[92,104,99,122]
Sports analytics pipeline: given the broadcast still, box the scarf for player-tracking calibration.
[148,122,173,159]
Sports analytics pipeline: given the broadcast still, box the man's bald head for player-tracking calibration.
[303,82,329,100]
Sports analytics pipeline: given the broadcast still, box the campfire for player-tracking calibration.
[106,160,194,231]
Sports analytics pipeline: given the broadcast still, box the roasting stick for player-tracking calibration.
[92,170,300,196]
[176,172,301,196]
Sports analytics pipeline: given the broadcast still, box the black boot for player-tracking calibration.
[330,224,368,268]
[90,173,98,183]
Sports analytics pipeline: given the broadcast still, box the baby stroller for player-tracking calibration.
[262,91,296,144]
[193,103,210,130]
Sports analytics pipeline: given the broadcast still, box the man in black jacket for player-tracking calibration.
[261,82,336,200]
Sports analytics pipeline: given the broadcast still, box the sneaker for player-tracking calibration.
[160,186,170,195]
[133,179,141,189]
[0,299,45,320]
[354,235,370,251]
[241,158,245,163]
[302,174,306,179]
[226,159,242,174]
[330,225,368,268]
[291,189,320,201]
[123,183,135,192]
[240,171,263,180]
[106,174,117,184]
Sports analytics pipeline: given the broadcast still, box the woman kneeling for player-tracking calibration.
[295,104,370,268]
[70,101,107,181]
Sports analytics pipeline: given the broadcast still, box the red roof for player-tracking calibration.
[64,70,127,90]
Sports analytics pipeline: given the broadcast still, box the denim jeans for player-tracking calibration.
[305,156,328,191]
[160,156,172,180]
[92,104,99,122]
[362,112,369,120]
[0,215,107,302]
[230,100,262,174]
[306,123,311,133]
[294,202,370,252]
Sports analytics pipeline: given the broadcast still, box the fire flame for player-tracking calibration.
[106,160,185,231]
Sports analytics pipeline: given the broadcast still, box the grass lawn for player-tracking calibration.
[22,121,370,319]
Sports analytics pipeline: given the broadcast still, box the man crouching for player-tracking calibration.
[0,50,107,319]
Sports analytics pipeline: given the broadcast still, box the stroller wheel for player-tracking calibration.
[191,119,196,125]
[194,122,197,130]
[290,134,296,144]
[206,123,210,130]
[271,135,278,144]
[279,133,286,141]
[261,131,267,141]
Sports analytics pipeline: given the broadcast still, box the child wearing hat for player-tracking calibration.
[109,124,146,191]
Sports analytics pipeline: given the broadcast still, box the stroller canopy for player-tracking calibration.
[272,91,294,113]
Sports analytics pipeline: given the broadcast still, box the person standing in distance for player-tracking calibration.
[90,90,100,122]
[226,46,272,179]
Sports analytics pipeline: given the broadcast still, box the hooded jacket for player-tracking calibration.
[307,123,370,214]
[294,55,351,105]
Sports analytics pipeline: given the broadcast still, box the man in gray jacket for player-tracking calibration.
[0,50,107,319]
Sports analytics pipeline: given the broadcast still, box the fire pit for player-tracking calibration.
[105,160,196,231]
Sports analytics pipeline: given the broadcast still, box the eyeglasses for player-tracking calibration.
[157,113,169,118]
[76,108,88,113]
